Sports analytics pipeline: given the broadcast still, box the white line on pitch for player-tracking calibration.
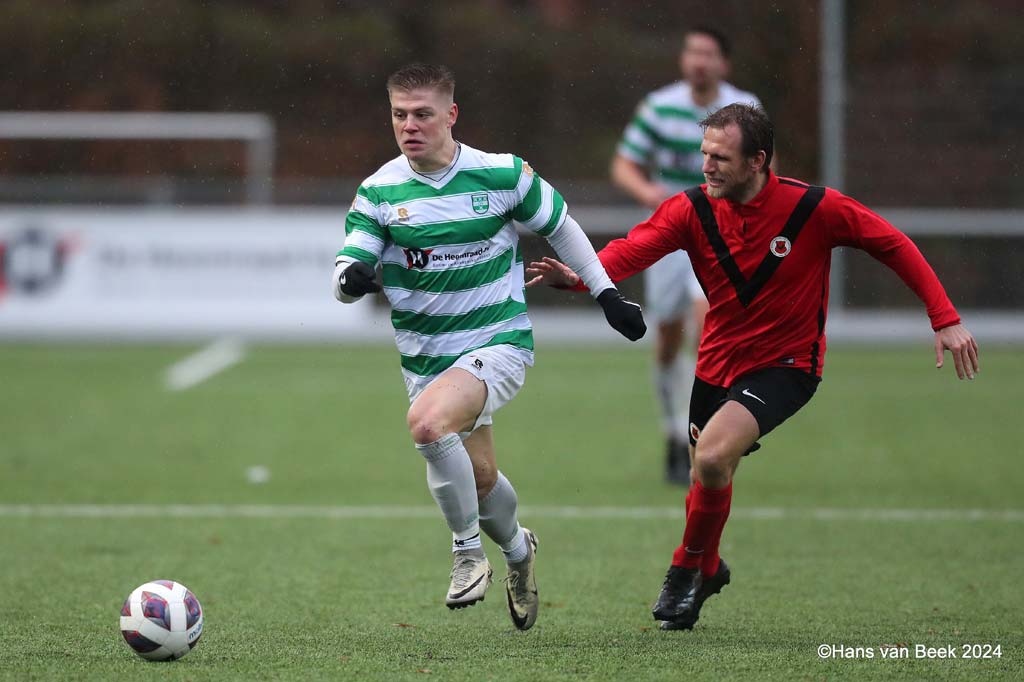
[164,338,246,391]
[0,504,1021,523]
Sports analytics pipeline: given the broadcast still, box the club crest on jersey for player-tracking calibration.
[403,248,433,269]
[770,236,792,258]
[397,207,410,221]
[471,193,489,215]
[689,422,701,442]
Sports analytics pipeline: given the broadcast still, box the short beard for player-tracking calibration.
[707,176,754,202]
[705,184,727,199]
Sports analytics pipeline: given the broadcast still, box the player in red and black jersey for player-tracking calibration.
[527,103,978,631]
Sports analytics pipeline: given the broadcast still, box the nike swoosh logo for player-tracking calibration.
[507,591,528,625]
[449,571,489,600]
[506,589,532,628]
[741,388,766,405]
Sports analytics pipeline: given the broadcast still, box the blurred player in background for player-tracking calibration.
[529,103,978,631]
[333,63,645,631]
[611,26,765,484]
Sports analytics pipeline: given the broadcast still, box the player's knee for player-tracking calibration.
[408,420,444,446]
[655,345,680,366]
[693,439,735,485]
[655,323,685,365]
[406,405,450,445]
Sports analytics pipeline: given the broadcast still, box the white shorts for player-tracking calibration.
[644,249,706,323]
[403,344,534,434]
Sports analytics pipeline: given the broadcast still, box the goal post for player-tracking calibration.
[0,112,275,204]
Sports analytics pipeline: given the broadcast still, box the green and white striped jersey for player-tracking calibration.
[337,143,566,379]
[618,81,762,191]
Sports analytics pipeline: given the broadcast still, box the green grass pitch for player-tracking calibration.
[0,343,1021,681]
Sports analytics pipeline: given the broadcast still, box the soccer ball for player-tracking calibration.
[119,580,204,661]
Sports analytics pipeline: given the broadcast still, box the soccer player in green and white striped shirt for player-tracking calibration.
[610,26,764,485]
[332,63,645,631]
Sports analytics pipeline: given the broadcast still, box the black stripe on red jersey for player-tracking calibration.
[685,187,747,295]
[684,185,825,307]
[739,185,825,305]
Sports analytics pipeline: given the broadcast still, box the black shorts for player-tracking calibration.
[688,367,820,454]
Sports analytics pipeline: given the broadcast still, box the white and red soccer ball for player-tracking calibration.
[119,580,203,661]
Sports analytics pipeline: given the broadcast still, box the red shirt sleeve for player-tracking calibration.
[572,194,691,291]
[826,191,960,331]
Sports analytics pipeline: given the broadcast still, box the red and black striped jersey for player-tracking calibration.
[594,171,961,387]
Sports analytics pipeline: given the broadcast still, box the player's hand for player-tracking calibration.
[596,288,646,341]
[334,260,381,300]
[526,257,580,289]
[934,323,979,380]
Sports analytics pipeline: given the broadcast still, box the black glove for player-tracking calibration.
[596,288,646,341]
[339,261,382,297]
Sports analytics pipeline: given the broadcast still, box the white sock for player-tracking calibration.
[479,472,527,562]
[415,433,482,552]
[503,532,528,563]
[653,355,693,442]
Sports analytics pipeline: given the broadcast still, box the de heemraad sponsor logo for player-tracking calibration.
[402,245,491,270]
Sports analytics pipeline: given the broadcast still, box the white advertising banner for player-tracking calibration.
[0,207,393,340]
[4,207,1006,344]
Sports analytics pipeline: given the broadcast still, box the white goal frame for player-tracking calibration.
[0,112,275,204]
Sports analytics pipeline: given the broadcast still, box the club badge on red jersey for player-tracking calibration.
[770,236,792,257]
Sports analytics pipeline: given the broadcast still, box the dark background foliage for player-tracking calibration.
[0,0,1020,206]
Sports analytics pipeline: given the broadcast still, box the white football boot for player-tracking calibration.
[445,549,492,609]
[504,528,539,630]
